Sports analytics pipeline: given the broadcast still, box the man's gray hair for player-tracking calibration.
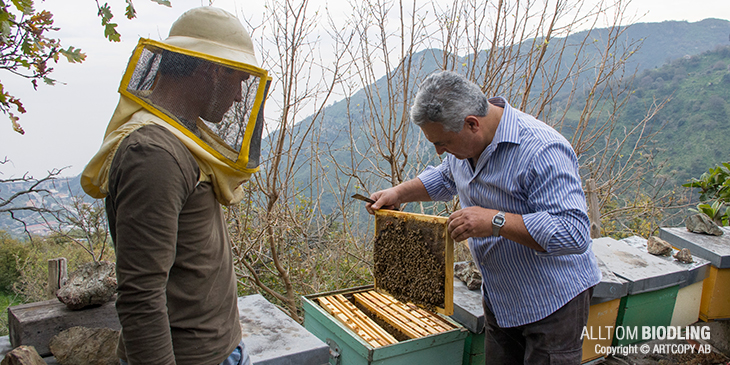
[410,71,488,132]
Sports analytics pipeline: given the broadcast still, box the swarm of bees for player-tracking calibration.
[374,218,445,311]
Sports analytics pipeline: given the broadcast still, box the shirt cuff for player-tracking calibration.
[523,211,558,254]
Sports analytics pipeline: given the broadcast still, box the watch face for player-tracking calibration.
[493,214,505,226]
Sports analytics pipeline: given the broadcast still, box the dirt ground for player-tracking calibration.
[598,320,730,365]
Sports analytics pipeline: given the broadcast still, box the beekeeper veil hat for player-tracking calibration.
[120,6,270,175]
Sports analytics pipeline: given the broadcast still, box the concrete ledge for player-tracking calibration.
[239,294,329,365]
[4,294,328,364]
[451,278,484,334]
[8,299,119,357]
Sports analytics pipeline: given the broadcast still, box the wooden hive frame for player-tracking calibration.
[373,209,454,316]
[317,294,398,347]
[353,290,456,338]
[317,290,457,347]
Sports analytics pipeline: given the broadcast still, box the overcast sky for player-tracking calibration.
[1,0,729,179]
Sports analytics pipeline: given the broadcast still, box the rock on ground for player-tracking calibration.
[647,236,673,256]
[674,248,694,263]
[0,346,45,365]
[49,327,119,365]
[454,261,482,290]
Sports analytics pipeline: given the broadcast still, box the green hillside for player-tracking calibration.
[620,45,730,185]
[622,19,730,70]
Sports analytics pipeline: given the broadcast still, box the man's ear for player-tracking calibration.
[464,115,480,132]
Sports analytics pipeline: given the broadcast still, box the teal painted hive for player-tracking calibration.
[613,285,679,346]
[302,285,468,365]
[461,332,485,365]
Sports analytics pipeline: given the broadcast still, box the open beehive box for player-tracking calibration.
[302,209,464,364]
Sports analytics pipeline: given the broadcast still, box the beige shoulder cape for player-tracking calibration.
[81,96,251,206]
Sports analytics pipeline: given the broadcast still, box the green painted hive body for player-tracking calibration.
[613,285,679,346]
[460,331,485,365]
[450,270,485,365]
[302,285,468,365]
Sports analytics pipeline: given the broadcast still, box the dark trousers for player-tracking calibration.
[483,287,593,365]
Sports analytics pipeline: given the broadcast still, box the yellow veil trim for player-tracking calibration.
[81,96,251,206]
[120,39,268,173]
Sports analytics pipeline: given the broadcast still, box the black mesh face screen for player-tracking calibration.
[124,44,267,168]
[246,79,270,169]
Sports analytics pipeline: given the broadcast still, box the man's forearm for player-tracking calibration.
[395,178,432,203]
[499,211,545,252]
[368,178,432,212]
[447,206,545,252]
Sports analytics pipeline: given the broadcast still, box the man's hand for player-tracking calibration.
[363,178,431,214]
[366,187,401,214]
[447,206,494,242]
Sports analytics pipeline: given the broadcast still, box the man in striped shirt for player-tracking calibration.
[367,71,601,364]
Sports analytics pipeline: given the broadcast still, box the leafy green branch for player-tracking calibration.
[0,1,86,133]
[683,162,730,225]
[95,0,171,42]
[1,0,171,133]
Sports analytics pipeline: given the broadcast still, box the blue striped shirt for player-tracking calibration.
[418,97,601,327]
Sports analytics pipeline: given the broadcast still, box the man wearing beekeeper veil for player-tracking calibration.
[82,6,271,365]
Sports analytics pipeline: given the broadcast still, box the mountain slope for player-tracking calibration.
[621,45,730,184]
[261,18,730,208]
[3,19,730,232]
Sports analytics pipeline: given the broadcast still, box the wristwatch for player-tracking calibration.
[492,211,506,237]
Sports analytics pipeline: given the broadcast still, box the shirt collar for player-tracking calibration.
[489,96,521,147]
[465,97,520,174]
